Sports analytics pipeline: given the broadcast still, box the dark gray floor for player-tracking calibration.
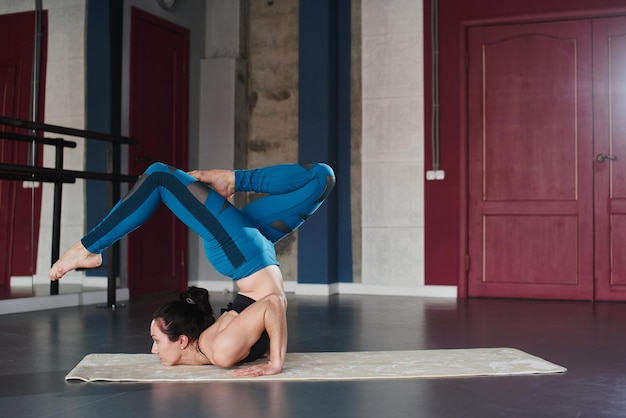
[1,291,625,418]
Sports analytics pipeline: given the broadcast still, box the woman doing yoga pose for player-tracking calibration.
[49,162,335,376]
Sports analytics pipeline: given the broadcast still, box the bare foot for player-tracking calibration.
[187,169,235,200]
[49,242,103,281]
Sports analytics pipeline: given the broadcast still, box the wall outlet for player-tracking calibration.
[426,170,445,181]
[22,181,41,189]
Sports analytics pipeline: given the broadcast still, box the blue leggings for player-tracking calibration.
[81,162,335,279]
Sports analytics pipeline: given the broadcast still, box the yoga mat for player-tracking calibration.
[65,348,566,382]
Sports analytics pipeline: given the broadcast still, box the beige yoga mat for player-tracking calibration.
[65,348,566,382]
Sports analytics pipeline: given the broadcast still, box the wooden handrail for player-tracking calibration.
[0,131,77,148]
[0,162,137,183]
[0,115,138,145]
[0,115,138,306]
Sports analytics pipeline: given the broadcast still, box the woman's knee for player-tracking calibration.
[307,163,335,201]
[307,162,335,180]
[144,162,171,175]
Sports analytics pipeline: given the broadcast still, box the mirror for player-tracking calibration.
[0,3,106,301]
[1,0,209,304]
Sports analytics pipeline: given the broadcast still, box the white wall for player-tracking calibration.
[191,0,242,287]
[360,0,425,287]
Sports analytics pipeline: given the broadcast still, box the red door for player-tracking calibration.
[0,11,47,287]
[593,16,626,301]
[467,20,594,300]
[128,8,189,297]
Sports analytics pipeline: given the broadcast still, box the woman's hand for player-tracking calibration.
[231,360,283,377]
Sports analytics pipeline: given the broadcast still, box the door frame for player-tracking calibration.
[127,7,189,297]
[592,15,626,301]
[459,8,626,300]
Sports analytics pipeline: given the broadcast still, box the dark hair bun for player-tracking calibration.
[180,286,213,319]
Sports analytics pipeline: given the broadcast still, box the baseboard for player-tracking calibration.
[0,282,456,315]
[192,279,456,298]
[0,288,130,315]
[29,274,111,287]
[190,279,239,297]
[296,282,457,298]
[293,282,341,296]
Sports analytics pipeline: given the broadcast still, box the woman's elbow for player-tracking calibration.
[211,337,246,368]
[264,292,287,311]
[212,347,242,369]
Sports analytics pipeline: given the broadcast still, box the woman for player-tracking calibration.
[49,162,335,376]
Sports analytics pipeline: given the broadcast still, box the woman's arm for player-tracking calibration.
[209,293,287,376]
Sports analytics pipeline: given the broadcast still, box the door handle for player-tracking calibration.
[596,154,617,163]
[134,156,152,163]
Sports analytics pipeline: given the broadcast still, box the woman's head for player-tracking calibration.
[150,287,215,365]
